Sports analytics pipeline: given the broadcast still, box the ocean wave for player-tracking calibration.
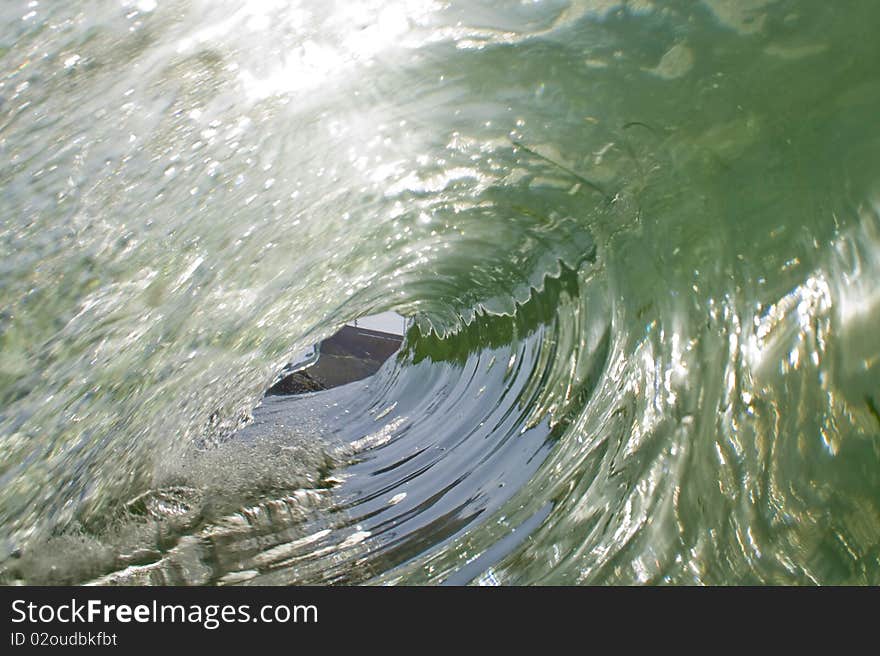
[2,0,879,584]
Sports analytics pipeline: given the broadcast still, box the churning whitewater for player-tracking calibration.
[1,0,879,584]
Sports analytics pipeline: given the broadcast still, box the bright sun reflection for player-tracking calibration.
[224,0,441,100]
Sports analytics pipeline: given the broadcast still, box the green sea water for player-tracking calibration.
[1,0,879,584]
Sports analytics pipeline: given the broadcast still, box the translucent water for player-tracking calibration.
[2,0,879,584]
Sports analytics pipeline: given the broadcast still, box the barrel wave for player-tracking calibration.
[2,0,880,584]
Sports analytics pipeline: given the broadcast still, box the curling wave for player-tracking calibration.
[2,0,880,584]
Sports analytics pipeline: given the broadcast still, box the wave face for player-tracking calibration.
[2,0,880,584]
